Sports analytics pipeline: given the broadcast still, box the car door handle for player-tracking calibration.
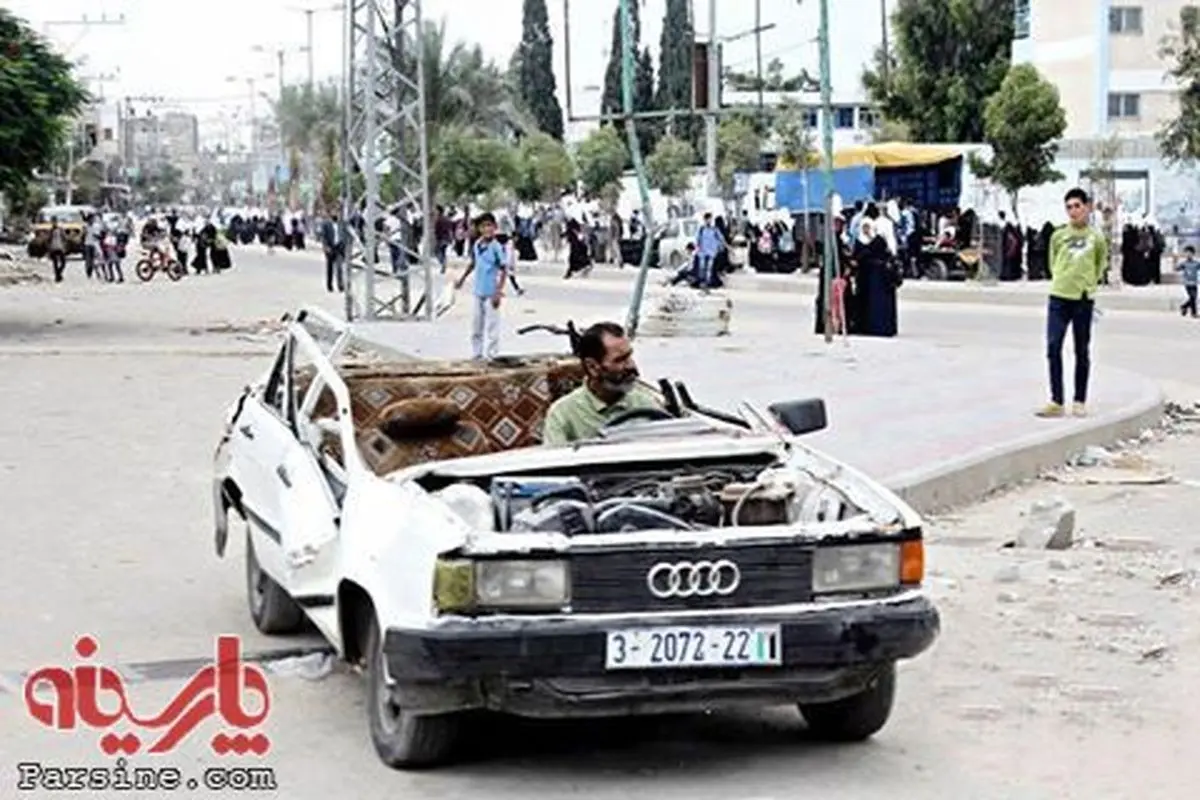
[275,464,292,488]
[238,424,255,440]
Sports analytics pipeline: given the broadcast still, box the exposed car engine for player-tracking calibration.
[463,465,863,535]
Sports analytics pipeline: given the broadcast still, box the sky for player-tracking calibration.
[8,0,892,139]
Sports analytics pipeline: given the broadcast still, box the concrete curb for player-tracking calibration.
[255,245,1185,313]
[885,374,1165,514]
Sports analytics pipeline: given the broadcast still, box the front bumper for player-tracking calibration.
[383,594,939,717]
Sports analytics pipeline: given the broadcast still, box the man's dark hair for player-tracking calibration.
[1064,187,1090,205]
[577,321,625,362]
[1186,245,1196,255]
[476,211,496,226]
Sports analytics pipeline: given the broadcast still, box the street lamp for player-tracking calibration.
[251,44,308,97]
[286,3,345,89]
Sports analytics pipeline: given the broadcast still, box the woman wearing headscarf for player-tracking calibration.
[853,219,899,337]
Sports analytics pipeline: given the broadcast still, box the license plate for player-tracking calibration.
[604,625,782,670]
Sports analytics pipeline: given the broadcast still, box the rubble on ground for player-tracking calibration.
[0,249,44,286]
[1014,497,1076,550]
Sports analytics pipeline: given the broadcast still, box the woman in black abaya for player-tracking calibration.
[853,221,898,337]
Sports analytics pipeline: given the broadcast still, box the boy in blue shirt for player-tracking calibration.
[1177,245,1199,318]
[454,212,507,359]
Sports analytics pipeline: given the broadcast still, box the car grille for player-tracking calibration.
[569,544,813,614]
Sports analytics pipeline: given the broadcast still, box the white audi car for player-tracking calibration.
[212,308,940,769]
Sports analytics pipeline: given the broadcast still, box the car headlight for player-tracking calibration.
[433,559,570,613]
[812,543,904,594]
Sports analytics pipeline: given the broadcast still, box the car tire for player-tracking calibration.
[244,522,304,635]
[798,662,896,741]
[364,612,462,769]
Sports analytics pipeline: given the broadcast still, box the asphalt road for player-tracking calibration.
[0,247,1194,800]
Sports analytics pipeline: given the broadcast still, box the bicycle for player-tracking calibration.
[134,247,185,282]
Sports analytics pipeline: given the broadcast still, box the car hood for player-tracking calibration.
[390,430,921,534]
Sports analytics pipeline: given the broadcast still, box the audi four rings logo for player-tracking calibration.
[646,560,741,598]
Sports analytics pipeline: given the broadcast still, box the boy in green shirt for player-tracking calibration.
[1038,188,1108,418]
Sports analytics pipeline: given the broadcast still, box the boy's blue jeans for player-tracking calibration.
[1183,284,1198,316]
[1046,295,1094,405]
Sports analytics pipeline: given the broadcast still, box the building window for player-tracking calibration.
[802,108,818,129]
[1107,92,1141,119]
[834,106,855,129]
[103,128,113,141]
[1014,0,1031,39]
[1109,6,1143,34]
[859,106,880,129]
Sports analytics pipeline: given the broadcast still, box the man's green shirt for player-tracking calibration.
[542,384,660,445]
[1049,224,1108,300]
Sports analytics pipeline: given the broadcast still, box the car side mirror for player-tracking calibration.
[767,398,827,436]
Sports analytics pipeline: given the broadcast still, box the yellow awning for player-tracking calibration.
[831,142,961,169]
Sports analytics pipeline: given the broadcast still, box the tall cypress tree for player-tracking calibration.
[601,0,641,126]
[656,0,697,154]
[518,0,565,140]
[636,47,659,152]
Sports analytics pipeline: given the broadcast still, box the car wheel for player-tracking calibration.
[798,662,896,742]
[244,522,304,635]
[364,612,461,769]
[134,259,155,282]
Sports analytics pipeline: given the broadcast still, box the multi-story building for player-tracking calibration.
[124,110,201,184]
[1012,0,1189,140]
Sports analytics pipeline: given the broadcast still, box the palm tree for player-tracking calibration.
[273,22,536,207]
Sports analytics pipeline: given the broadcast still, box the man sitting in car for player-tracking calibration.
[542,321,665,445]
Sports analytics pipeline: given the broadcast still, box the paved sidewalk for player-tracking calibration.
[356,290,1164,513]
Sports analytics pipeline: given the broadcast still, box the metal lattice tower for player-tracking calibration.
[340,0,434,322]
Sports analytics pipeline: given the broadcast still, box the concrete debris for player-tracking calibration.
[1140,645,1170,662]
[1158,569,1198,588]
[263,651,336,681]
[994,564,1022,583]
[1071,445,1115,467]
[1016,497,1076,550]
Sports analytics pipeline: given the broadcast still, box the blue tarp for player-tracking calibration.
[774,166,875,213]
[774,156,964,213]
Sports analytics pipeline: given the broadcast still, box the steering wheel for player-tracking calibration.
[602,407,676,429]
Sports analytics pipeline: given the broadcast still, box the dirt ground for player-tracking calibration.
[910,401,1200,797]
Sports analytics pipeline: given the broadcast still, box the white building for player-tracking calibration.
[1013,0,1189,140]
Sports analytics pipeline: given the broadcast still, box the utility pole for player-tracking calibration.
[288,3,343,88]
[43,13,126,205]
[705,0,719,197]
[880,0,890,92]
[755,0,764,119]
[619,0,655,338]
[818,0,836,344]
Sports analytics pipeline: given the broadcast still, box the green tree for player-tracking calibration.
[635,47,659,153]
[601,1,640,126]
[1158,4,1200,165]
[0,9,88,203]
[431,127,518,206]
[773,99,815,170]
[645,135,695,198]
[863,0,1014,143]
[514,131,576,201]
[575,125,627,201]
[131,164,185,206]
[716,117,761,200]
[656,0,698,150]
[725,57,819,92]
[968,64,1066,215]
[518,0,565,140]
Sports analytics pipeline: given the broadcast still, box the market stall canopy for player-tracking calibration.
[832,142,961,169]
